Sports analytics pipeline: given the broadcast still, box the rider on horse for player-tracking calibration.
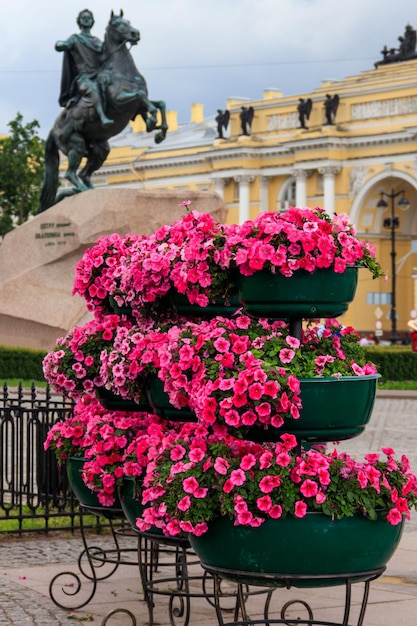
[56,9,113,129]
[37,10,168,214]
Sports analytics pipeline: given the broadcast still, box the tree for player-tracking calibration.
[0,113,44,231]
[0,205,14,239]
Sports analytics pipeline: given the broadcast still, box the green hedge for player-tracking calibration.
[0,346,47,380]
[365,346,417,381]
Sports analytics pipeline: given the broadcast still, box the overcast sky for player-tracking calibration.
[1,0,416,138]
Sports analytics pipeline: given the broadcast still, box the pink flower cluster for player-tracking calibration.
[44,396,167,506]
[43,310,378,434]
[135,425,417,536]
[119,210,236,312]
[222,207,382,279]
[71,207,382,324]
[156,315,302,431]
[99,322,170,405]
[156,316,377,434]
[72,233,143,318]
[42,315,131,400]
[72,210,237,319]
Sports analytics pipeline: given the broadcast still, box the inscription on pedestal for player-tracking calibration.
[35,221,76,247]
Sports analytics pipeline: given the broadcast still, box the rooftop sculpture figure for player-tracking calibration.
[240,106,254,135]
[215,109,230,139]
[298,98,312,129]
[38,10,167,213]
[375,24,417,66]
[324,94,339,125]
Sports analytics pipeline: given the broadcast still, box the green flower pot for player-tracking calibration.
[146,375,197,422]
[189,513,403,588]
[95,387,151,413]
[67,456,122,516]
[246,374,380,443]
[237,267,358,319]
[119,476,143,529]
[119,476,163,535]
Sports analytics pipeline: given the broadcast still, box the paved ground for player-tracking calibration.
[1,392,417,626]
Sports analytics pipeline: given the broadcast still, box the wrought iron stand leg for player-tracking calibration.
[49,508,98,609]
[341,580,353,625]
[77,508,121,582]
[138,534,155,626]
[213,574,226,626]
[356,580,372,626]
[101,608,137,625]
[168,544,192,626]
[263,589,275,621]
[234,584,251,622]
[48,568,97,610]
[49,506,128,610]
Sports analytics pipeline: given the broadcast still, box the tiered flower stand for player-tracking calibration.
[47,265,396,625]
[187,274,390,626]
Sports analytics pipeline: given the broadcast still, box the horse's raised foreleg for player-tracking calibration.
[116,88,157,115]
[79,140,110,188]
[115,85,159,130]
[150,100,168,143]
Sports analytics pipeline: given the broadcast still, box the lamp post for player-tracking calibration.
[377,188,410,343]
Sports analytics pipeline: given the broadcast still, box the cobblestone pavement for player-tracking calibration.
[0,393,416,625]
[0,535,130,625]
[0,535,88,568]
[0,582,70,625]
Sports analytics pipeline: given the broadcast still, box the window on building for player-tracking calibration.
[366,292,392,305]
[277,180,296,213]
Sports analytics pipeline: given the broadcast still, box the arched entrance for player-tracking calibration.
[350,171,417,342]
[276,178,296,213]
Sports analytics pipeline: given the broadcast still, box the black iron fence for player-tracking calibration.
[0,383,86,534]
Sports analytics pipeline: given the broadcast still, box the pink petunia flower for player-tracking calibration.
[230,469,247,486]
[294,501,308,518]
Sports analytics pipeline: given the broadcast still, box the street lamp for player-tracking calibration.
[377,188,410,343]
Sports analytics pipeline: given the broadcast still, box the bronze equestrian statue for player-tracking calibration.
[38,10,167,213]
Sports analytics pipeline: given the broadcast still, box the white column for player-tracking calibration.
[213,177,228,199]
[291,169,311,207]
[235,175,254,224]
[318,166,341,215]
[259,176,270,213]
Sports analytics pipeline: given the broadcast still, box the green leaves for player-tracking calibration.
[0,112,44,230]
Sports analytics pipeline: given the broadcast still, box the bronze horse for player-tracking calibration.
[38,11,167,213]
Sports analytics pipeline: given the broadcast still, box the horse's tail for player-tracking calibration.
[37,131,60,214]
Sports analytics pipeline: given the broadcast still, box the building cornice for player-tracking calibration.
[86,135,417,185]
[124,132,416,171]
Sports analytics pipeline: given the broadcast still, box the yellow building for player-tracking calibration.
[60,57,417,340]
